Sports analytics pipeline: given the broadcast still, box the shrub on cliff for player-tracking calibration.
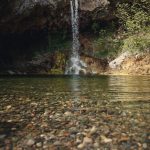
[116,0,150,53]
[93,30,123,58]
[122,28,150,53]
[117,0,150,34]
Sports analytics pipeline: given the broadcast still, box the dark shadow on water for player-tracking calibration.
[0,74,149,78]
[0,74,111,79]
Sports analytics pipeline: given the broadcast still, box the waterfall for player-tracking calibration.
[65,0,87,75]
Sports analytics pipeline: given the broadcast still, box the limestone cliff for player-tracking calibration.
[0,0,114,33]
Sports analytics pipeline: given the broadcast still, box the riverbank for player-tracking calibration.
[107,52,150,76]
[81,52,150,76]
[2,51,149,76]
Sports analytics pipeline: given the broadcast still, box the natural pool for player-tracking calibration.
[0,75,150,149]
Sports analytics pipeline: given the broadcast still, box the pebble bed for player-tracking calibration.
[0,76,149,149]
[0,97,149,150]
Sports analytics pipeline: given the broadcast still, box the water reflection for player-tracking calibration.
[70,76,81,105]
[108,76,150,102]
[0,76,149,108]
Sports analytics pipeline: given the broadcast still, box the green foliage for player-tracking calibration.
[92,22,100,34]
[115,0,150,53]
[48,33,71,52]
[53,51,66,69]
[93,30,123,58]
[49,69,64,74]
[122,29,150,53]
[117,0,150,34]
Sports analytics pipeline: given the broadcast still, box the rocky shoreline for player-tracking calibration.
[1,52,149,76]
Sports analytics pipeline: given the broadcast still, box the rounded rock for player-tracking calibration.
[77,143,85,149]
[83,137,93,144]
[90,126,97,134]
[26,139,35,146]
[36,142,42,147]
[64,111,72,117]
[143,143,147,149]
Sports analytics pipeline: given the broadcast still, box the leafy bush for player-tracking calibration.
[117,0,150,34]
[93,30,123,58]
[116,0,150,53]
[122,29,150,53]
[92,22,100,34]
[47,33,71,52]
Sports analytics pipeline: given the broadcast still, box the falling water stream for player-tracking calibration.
[65,0,87,75]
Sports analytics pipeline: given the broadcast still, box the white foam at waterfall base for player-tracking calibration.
[66,56,87,75]
[65,0,87,75]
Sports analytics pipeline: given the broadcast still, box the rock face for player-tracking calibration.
[0,0,113,33]
[0,0,115,74]
[108,53,150,75]
[109,52,131,69]
[80,0,110,11]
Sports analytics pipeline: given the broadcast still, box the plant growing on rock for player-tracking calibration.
[93,30,123,58]
[122,29,150,53]
[116,0,150,53]
[116,0,150,34]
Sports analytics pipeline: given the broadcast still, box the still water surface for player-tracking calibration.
[0,75,149,110]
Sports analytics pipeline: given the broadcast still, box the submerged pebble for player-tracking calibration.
[64,111,72,117]
[36,142,42,147]
[90,126,97,134]
[26,139,35,146]
[83,137,93,144]
[101,135,112,143]
[0,134,6,140]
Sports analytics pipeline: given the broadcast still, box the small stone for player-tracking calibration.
[7,120,12,123]
[119,136,129,142]
[43,145,48,149]
[64,111,72,116]
[90,126,97,134]
[8,70,15,75]
[40,134,46,138]
[43,141,47,145]
[26,139,35,146]
[30,102,38,106]
[76,138,82,144]
[83,137,93,144]
[41,123,48,128]
[45,93,51,96]
[6,105,12,110]
[43,110,49,116]
[93,142,99,148]
[122,112,127,117]
[143,143,147,149]
[49,135,56,140]
[11,128,17,131]
[137,143,142,147]
[0,134,6,139]
[12,137,18,142]
[54,141,61,146]
[77,143,85,149]
[36,142,42,147]
[101,135,112,143]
